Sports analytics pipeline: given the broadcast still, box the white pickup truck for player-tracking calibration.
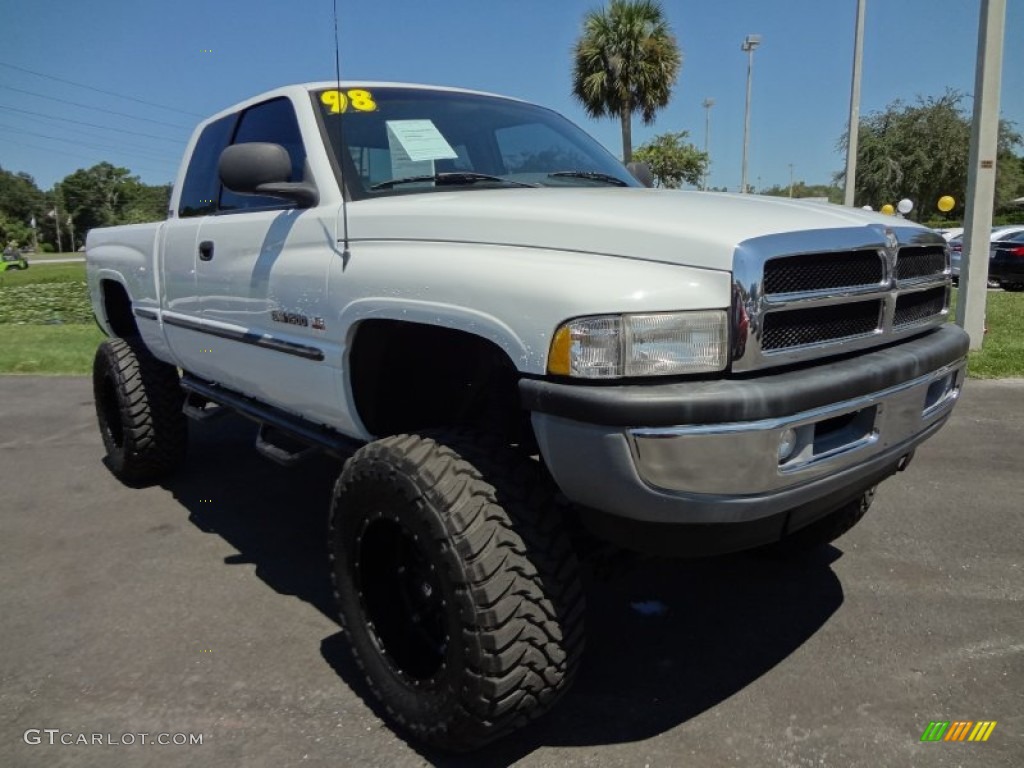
[86,81,968,750]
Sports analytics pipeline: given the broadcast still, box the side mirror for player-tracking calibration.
[218,143,319,207]
[626,161,655,188]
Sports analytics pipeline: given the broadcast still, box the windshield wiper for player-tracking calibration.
[370,172,535,191]
[547,171,629,187]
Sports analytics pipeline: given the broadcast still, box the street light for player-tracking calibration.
[740,34,761,194]
[702,98,715,190]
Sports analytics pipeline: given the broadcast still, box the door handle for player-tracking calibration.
[199,241,214,261]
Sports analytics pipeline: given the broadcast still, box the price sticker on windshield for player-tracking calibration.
[320,89,377,113]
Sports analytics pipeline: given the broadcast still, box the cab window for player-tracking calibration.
[178,115,235,218]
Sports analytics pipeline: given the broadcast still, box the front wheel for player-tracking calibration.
[328,432,584,751]
[92,337,187,484]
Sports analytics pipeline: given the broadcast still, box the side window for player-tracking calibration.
[219,97,307,213]
[178,115,235,218]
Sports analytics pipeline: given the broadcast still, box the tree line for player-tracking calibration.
[0,162,170,252]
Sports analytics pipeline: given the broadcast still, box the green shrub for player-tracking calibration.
[0,282,94,324]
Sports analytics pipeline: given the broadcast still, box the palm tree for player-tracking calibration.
[571,0,682,163]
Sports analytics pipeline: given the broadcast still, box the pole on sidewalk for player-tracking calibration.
[843,0,866,207]
[956,0,1007,349]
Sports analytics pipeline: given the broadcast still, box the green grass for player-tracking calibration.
[954,289,1024,379]
[0,262,87,288]
[1,262,102,373]
[0,324,105,374]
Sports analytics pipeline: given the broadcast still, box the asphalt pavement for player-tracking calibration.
[0,375,1021,768]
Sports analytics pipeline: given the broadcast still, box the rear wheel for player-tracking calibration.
[92,337,187,483]
[329,431,584,751]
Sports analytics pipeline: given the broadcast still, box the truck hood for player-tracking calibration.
[347,188,924,271]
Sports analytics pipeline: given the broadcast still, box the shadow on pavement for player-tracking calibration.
[164,415,845,765]
[164,414,342,622]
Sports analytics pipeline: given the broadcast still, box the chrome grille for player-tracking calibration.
[762,301,881,350]
[764,250,883,295]
[894,287,948,328]
[895,245,948,281]
[732,225,952,372]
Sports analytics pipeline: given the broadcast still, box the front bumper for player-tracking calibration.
[521,325,968,553]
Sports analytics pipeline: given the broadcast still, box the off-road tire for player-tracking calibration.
[92,337,187,484]
[328,431,585,751]
[762,487,876,558]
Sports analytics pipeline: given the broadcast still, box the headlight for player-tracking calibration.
[548,310,729,378]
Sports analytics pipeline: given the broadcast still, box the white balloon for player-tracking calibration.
[861,205,873,211]
[897,198,913,214]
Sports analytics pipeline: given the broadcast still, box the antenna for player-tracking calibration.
[332,0,350,256]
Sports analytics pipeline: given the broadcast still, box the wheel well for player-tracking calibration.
[349,320,531,446]
[101,280,139,338]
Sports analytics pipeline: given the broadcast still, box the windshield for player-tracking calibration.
[313,86,640,198]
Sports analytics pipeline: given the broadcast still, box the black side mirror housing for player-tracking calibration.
[626,161,655,188]
[218,143,319,207]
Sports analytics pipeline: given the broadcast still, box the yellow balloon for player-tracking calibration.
[880,204,895,215]
[938,195,955,212]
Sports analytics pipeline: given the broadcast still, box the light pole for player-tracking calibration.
[788,163,795,197]
[740,34,761,194]
[48,208,62,254]
[957,0,1007,349]
[702,98,714,190]
[844,0,867,206]
[49,183,63,253]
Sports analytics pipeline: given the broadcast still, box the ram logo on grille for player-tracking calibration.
[884,230,899,286]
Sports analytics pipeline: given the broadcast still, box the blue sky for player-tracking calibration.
[2,0,1021,195]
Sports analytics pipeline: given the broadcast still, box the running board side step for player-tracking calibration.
[183,393,229,422]
[255,425,320,467]
[180,375,364,461]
